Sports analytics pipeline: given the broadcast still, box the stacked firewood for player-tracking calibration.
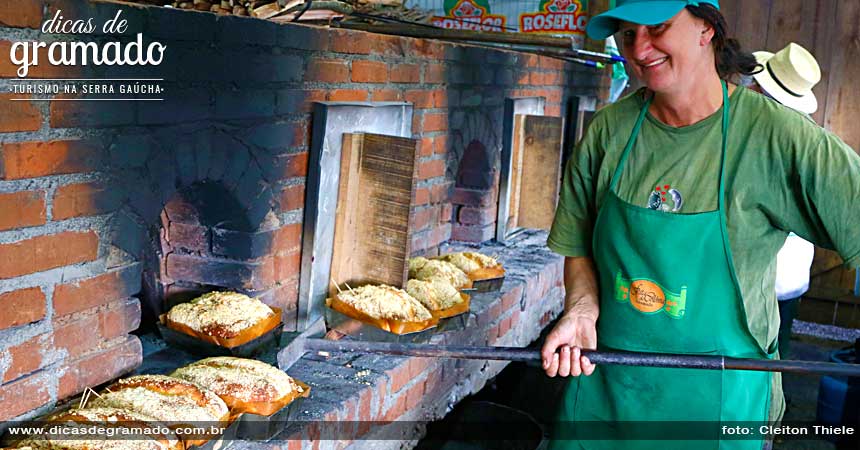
[352,0,431,24]
[170,0,256,16]
[127,1,430,23]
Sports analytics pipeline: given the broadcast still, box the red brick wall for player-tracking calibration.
[0,0,600,420]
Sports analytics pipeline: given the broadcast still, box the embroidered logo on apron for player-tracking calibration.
[648,184,684,212]
[614,272,687,318]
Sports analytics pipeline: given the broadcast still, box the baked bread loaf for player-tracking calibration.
[406,279,464,311]
[328,284,432,322]
[163,291,280,347]
[171,357,308,416]
[16,407,183,450]
[437,252,501,274]
[408,256,430,276]
[88,375,228,446]
[408,258,471,288]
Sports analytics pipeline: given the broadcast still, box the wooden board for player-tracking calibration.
[810,247,845,278]
[506,114,526,232]
[764,0,818,56]
[797,298,860,328]
[721,0,772,51]
[823,0,860,152]
[721,0,846,128]
[584,0,612,53]
[809,247,857,297]
[329,133,418,298]
[515,115,564,230]
[764,0,836,125]
[807,0,838,127]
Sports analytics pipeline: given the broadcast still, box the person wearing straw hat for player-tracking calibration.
[749,42,822,361]
[751,42,821,114]
[541,1,860,449]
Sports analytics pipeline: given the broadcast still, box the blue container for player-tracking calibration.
[815,347,859,439]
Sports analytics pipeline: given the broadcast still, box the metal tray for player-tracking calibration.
[157,322,282,358]
[235,397,306,441]
[186,417,238,450]
[470,276,505,293]
[435,312,472,333]
[324,306,438,343]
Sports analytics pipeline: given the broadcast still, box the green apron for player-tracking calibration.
[550,83,774,450]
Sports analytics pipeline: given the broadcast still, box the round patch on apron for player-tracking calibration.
[629,280,666,313]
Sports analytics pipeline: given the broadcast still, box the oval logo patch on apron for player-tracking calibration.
[615,272,688,318]
[629,279,665,313]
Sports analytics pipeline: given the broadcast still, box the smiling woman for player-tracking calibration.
[542,1,860,450]
[612,4,757,125]
[617,5,756,79]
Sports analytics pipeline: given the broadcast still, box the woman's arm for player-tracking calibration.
[541,256,600,377]
[764,114,860,268]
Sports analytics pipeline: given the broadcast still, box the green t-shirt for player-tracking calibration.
[548,86,860,353]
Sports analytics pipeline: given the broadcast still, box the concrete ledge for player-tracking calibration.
[237,229,563,449]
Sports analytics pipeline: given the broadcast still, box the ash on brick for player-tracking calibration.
[138,179,278,332]
[456,140,495,190]
[168,181,251,231]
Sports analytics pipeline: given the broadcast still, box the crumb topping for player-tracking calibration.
[408,257,430,277]
[165,291,274,338]
[90,375,227,422]
[330,284,432,322]
[438,252,500,274]
[410,259,470,288]
[172,357,303,403]
[46,407,180,450]
[57,406,160,424]
[406,279,464,310]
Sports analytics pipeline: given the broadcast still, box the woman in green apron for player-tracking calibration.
[544,1,860,449]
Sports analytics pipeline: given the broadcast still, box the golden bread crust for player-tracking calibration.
[409,259,471,288]
[91,375,229,424]
[171,357,308,416]
[164,292,275,339]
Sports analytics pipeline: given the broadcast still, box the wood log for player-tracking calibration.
[269,9,343,22]
[358,0,403,6]
[251,1,300,19]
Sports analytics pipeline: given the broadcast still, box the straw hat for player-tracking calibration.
[753,43,821,114]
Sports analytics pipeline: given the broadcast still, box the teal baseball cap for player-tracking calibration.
[586,0,720,40]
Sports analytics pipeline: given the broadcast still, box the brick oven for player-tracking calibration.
[0,0,603,446]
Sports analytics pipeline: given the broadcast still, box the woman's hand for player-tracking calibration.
[542,303,598,377]
[541,256,600,377]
